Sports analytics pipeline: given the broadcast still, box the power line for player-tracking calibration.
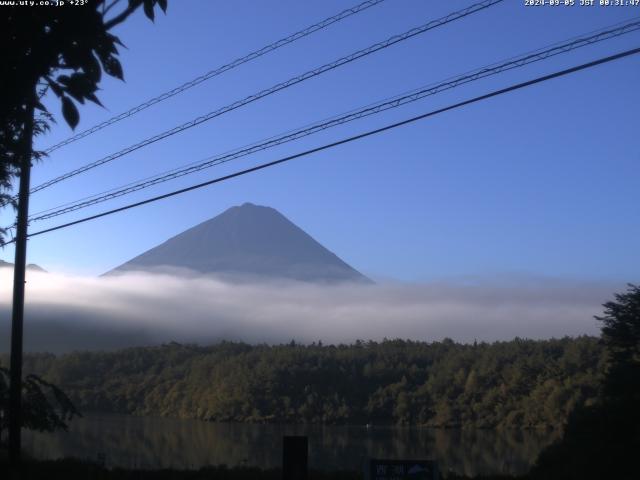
[26,18,640,223]
[5,45,636,247]
[42,0,389,154]
[28,0,504,195]
[30,16,640,220]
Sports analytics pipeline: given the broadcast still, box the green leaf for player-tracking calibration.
[86,92,104,107]
[143,0,155,21]
[94,33,119,64]
[47,78,64,98]
[83,53,102,83]
[103,56,124,80]
[158,0,167,13]
[107,33,125,49]
[56,74,72,87]
[58,72,99,105]
[61,96,79,130]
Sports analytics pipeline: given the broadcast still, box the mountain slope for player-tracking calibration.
[0,260,47,272]
[106,203,370,283]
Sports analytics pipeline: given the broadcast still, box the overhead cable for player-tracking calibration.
[29,0,504,195]
[4,45,635,247]
[28,18,640,223]
[42,0,389,154]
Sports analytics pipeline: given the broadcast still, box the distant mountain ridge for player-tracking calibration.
[106,203,370,283]
[0,260,47,272]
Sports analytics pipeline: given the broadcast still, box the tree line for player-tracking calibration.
[3,336,605,429]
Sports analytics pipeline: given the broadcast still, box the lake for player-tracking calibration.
[22,414,560,477]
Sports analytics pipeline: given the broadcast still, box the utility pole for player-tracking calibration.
[8,93,35,467]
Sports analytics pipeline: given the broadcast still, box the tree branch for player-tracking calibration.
[103,0,121,17]
[104,0,143,31]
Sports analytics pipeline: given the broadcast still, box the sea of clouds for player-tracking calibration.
[0,268,621,353]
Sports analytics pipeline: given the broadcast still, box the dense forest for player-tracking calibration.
[2,337,605,429]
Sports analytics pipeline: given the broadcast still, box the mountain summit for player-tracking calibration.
[106,203,370,283]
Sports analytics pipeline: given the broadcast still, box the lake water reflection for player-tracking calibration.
[23,414,559,477]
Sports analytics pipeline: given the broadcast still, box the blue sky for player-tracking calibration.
[2,0,639,281]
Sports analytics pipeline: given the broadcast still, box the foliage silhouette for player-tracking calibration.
[532,284,640,480]
[0,366,80,444]
[596,283,640,400]
[0,0,168,242]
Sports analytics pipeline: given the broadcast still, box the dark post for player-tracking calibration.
[283,436,308,480]
[8,94,35,466]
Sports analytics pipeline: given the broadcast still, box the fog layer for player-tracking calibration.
[0,269,617,353]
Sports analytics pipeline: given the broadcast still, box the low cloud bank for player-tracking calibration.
[0,269,620,353]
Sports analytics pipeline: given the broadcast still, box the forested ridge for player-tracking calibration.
[4,337,604,429]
